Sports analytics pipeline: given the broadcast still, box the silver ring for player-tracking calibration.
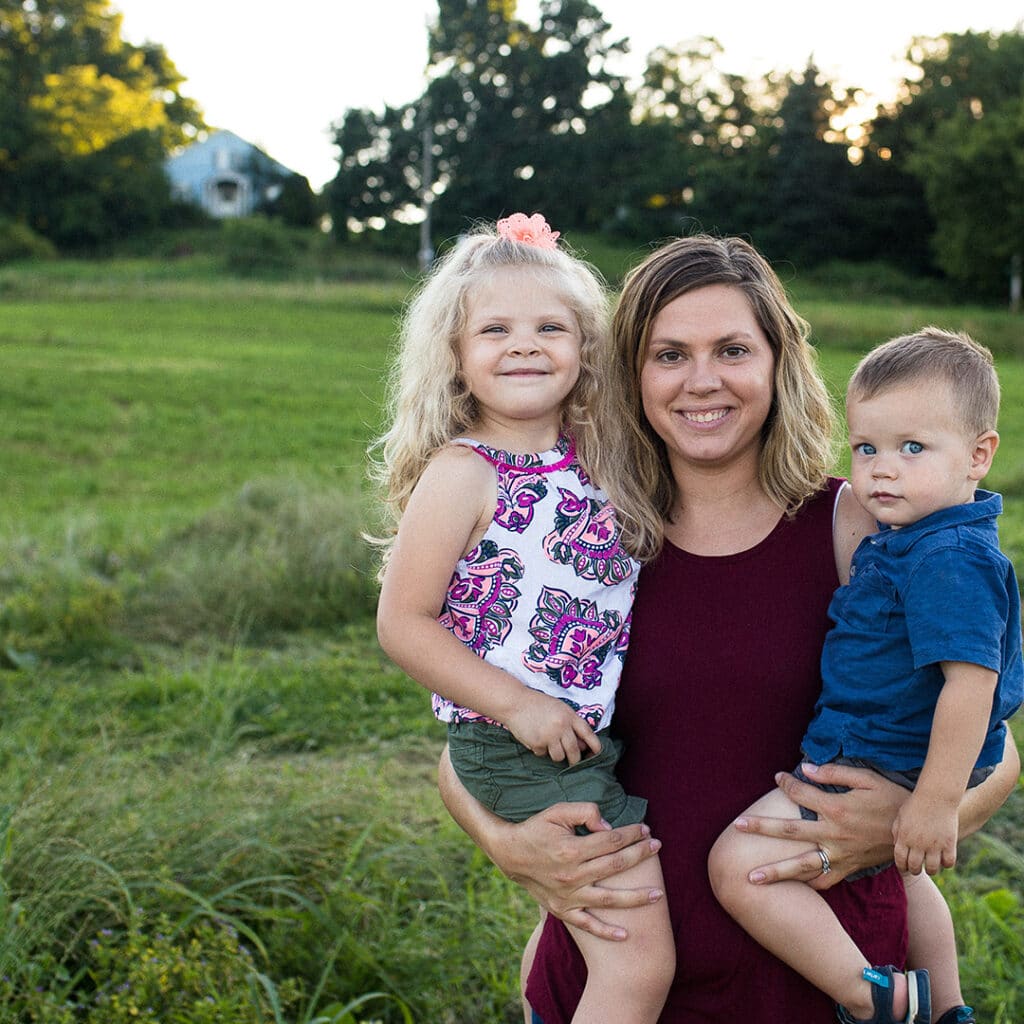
[817,847,832,875]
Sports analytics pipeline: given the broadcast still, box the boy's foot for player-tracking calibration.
[835,966,931,1024]
[933,1009,976,1024]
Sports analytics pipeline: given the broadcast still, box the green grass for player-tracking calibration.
[0,240,1022,1021]
[0,267,407,535]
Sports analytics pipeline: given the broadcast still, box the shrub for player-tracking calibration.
[221,217,308,276]
[0,534,124,666]
[0,220,57,263]
[0,912,299,1023]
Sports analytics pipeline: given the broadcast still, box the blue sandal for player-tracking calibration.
[835,965,931,1024]
[933,1009,975,1024]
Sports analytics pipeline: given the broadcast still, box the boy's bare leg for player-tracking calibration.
[904,871,964,1017]
[708,788,910,1020]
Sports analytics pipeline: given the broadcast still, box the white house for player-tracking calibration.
[165,130,298,219]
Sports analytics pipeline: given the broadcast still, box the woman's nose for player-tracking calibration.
[685,358,721,393]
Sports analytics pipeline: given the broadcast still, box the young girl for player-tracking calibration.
[373,213,674,1023]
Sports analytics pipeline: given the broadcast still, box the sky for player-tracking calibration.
[113,1,1022,191]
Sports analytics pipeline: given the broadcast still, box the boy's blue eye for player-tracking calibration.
[901,440,924,454]
[854,442,876,456]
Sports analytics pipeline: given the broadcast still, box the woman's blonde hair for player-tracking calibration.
[611,235,836,536]
[370,221,662,565]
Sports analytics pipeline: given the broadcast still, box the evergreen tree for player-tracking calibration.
[752,62,860,266]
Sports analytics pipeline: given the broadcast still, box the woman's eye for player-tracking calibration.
[655,349,682,363]
[901,440,924,454]
[722,345,748,358]
[854,443,876,456]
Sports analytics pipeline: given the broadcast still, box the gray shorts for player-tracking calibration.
[447,720,647,831]
[794,755,995,879]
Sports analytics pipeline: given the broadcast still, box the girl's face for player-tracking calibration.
[639,283,775,476]
[457,268,582,445]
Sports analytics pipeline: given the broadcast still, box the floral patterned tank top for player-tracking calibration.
[433,434,640,730]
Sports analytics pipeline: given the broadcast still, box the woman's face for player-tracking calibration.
[640,283,775,476]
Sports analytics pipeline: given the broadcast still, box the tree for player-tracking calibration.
[910,96,1024,299]
[630,48,863,265]
[628,37,778,240]
[751,62,861,266]
[0,0,204,246]
[327,0,630,239]
[862,29,1024,281]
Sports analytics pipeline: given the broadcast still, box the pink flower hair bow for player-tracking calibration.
[496,212,561,250]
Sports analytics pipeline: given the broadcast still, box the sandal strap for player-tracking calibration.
[933,1008,975,1024]
[835,966,932,1024]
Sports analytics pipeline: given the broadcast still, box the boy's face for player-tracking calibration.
[847,378,995,528]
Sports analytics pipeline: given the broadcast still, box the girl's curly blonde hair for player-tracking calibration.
[369,221,663,568]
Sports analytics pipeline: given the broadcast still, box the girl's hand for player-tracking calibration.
[733,762,908,889]
[504,691,602,765]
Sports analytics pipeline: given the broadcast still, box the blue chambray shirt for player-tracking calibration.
[803,489,1024,772]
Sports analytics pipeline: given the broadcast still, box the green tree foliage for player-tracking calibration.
[910,96,1024,299]
[0,0,204,248]
[328,0,632,238]
[630,45,862,266]
[864,29,1024,282]
[326,6,1023,303]
[898,31,1024,298]
[629,37,778,239]
[751,62,862,266]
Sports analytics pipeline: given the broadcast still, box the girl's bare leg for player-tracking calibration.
[567,854,674,1024]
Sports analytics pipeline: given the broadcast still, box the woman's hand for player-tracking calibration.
[733,762,908,889]
[497,803,664,938]
[438,747,663,939]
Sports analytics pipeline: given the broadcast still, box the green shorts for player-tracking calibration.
[447,720,647,830]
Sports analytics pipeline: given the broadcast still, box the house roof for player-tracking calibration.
[165,129,298,187]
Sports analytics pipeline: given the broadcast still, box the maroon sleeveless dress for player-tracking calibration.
[526,479,908,1022]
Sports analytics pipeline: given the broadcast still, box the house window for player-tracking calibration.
[216,179,239,203]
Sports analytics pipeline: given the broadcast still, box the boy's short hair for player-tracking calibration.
[848,327,1000,436]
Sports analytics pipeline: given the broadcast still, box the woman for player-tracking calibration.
[439,236,1019,1022]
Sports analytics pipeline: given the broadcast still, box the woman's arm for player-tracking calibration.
[958,722,1020,838]
[832,480,875,584]
[733,723,1020,888]
[438,746,663,939]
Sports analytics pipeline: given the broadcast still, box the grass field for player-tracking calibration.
[1,237,1022,1022]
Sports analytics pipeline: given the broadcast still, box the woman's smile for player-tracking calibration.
[679,407,731,426]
